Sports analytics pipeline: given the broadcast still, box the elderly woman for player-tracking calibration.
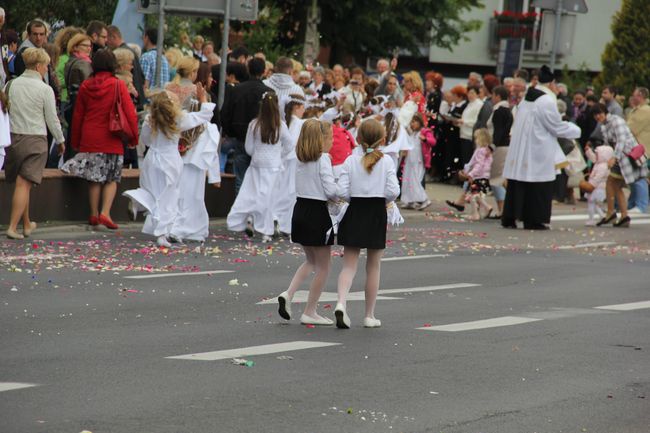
[61,49,138,230]
[4,48,65,239]
[592,103,649,228]
[456,85,484,166]
[113,47,138,101]
[64,33,93,104]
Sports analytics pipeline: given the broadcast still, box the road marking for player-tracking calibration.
[382,254,449,262]
[417,316,542,332]
[379,283,480,295]
[0,382,39,393]
[594,301,650,311]
[124,270,234,279]
[551,213,650,222]
[557,242,616,250]
[0,253,69,262]
[257,283,480,305]
[166,341,341,361]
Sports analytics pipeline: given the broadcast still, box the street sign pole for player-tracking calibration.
[549,0,563,71]
[154,0,166,89]
[217,0,231,110]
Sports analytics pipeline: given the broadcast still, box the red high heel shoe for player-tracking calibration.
[98,214,119,230]
[88,215,99,226]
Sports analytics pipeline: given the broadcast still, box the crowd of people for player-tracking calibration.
[2,11,650,245]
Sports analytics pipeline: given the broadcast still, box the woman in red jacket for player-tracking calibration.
[62,49,138,229]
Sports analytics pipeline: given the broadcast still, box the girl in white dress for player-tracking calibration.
[123,85,215,247]
[227,92,292,242]
[334,119,400,329]
[400,113,434,210]
[272,94,306,236]
[276,120,338,326]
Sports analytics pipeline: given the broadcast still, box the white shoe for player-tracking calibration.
[300,314,334,326]
[261,235,273,243]
[400,202,415,209]
[334,303,351,329]
[628,207,643,214]
[416,199,432,211]
[156,236,171,248]
[277,291,292,320]
[585,219,597,226]
[363,317,382,328]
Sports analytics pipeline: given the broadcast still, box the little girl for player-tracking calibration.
[276,120,338,326]
[123,85,214,247]
[272,94,306,236]
[582,144,614,226]
[227,92,292,242]
[400,112,435,210]
[446,128,494,220]
[334,118,400,329]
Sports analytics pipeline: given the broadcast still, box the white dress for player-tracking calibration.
[170,123,221,242]
[0,104,10,169]
[227,120,292,236]
[272,115,304,234]
[124,102,216,238]
[400,131,428,204]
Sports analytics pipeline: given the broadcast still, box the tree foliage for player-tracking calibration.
[5,0,118,33]
[596,0,650,97]
[239,6,303,63]
[560,63,594,93]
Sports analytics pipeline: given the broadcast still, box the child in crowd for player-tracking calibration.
[446,128,493,220]
[124,85,215,247]
[582,144,614,226]
[276,120,338,326]
[400,112,435,210]
[272,94,306,236]
[226,92,292,242]
[334,119,400,329]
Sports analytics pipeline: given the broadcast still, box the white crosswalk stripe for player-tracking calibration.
[124,270,234,279]
[594,300,650,311]
[166,341,341,361]
[0,382,39,393]
[417,316,542,332]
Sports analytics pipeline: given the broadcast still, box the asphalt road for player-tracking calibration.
[1,202,649,433]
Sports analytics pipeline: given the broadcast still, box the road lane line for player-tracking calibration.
[0,382,39,393]
[382,254,449,262]
[417,316,542,332]
[256,283,480,305]
[551,213,650,222]
[557,242,616,250]
[594,301,650,311]
[0,253,69,262]
[124,270,234,279]
[166,341,341,361]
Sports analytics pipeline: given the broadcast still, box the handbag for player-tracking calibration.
[109,80,134,144]
[626,131,648,168]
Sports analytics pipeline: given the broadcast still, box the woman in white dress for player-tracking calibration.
[272,93,306,236]
[123,84,215,247]
[226,92,292,242]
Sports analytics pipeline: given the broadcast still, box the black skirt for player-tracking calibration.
[291,197,334,246]
[337,197,387,249]
[469,178,491,195]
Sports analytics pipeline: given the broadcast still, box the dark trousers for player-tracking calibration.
[232,138,250,194]
[459,138,474,167]
[502,179,554,227]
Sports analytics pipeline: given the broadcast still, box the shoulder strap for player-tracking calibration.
[4,78,15,113]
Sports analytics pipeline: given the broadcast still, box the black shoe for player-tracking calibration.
[501,218,517,229]
[613,216,631,228]
[445,200,465,212]
[596,213,617,226]
[524,223,550,230]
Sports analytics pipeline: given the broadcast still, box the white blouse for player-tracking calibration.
[337,153,400,202]
[295,153,338,201]
[245,120,292,169]
[460,98,484,140]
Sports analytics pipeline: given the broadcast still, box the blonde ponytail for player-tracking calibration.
[357,119,386,173]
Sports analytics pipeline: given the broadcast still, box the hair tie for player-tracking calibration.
[366,147,375,154]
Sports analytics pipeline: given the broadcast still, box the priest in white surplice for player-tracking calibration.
[502,65,581,230]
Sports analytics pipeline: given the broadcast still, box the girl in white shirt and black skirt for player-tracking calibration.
[276,120,338,326]
[334,119,400,328]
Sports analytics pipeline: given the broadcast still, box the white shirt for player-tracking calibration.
[295,153,338,201]
[245,120,292,169]
[5,70,65,143]
[286,116,305,161]
[337,153,400,202]
[504,85,580,182]
[460,98,483,140]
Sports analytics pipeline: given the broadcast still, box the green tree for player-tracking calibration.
[239,5,303,63]
[5,0,118,33]
[596,0,650,97]
[560,63,594,94]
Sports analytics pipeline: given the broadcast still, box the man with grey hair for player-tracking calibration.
[263,56,304,110]
[468,71,482,88]
[307,65,331,99]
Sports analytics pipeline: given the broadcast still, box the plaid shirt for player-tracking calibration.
[601,114,648,184]
[140,48,169,90]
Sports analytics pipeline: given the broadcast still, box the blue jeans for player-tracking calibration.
[627,178,649,212]
[232,140,250,195]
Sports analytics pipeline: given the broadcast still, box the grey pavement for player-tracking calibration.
[1,185,650,433]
